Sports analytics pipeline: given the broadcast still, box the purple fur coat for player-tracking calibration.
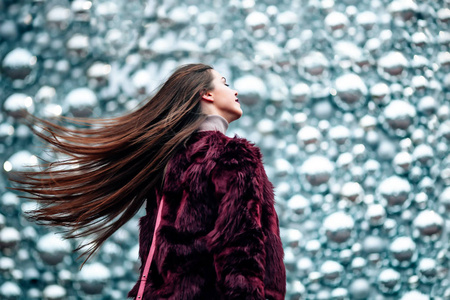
[128,130,286,299]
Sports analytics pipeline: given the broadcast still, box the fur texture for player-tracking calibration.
[128,131,286,299]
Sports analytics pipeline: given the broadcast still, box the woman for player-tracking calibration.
[13,64,286,299]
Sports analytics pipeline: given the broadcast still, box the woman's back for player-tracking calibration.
[128,129,286,299]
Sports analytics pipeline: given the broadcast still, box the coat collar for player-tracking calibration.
[198,114,228,135]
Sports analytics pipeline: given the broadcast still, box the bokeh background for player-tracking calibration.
[1,0,450,299]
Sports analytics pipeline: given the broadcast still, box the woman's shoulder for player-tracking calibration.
[190,131,263,168]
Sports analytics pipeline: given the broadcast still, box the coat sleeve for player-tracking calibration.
[206,143,267,300]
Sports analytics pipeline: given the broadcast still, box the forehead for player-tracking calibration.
[210,69,225,81]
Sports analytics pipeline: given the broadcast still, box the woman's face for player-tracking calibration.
[203,69,242,123]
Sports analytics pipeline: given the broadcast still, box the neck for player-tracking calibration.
[198,114,229,134]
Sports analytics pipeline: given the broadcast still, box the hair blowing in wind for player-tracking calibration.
[10,64,213,266]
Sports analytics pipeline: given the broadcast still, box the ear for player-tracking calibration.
[201,90,214,103]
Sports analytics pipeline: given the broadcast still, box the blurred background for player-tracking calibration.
[1,0,449,299]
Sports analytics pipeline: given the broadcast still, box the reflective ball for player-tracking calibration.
[36,233,71,266]
[65,88,98,117]
[393,152,413,175]
[3,93,35,118]
[299,52,330,81]
[46,6,72,30]
[349,278,370,299]
[323,212,354,244]
[2,48,36,80]
[329,125,350,145]
[43,284,66,300]
[297,126,322,151]
[287,195,311,219]
[389,236,417,267]
[291,82,311,106]
[320,260,344,286]
[66,34,89,57]
[333,74,367,111]
[71,0,92,22]
[365,204,386,227]
[0,227,21,253]
[78,262,111,294]
[87,62,111,87]
[362,236,386,254]
[356,11,377,30]
[388,0,418,22]
[417,96,438,116]
[370,83,390,105]
[4,150,38,180]
[382,100,416,137]
[276,11,298,30]
[300,156,334,190]
[400,291,430,300]
[245,11,269,37]
[296,257,314,278]
[378,268,401,294]
[413,210,444,241]
[417,258,437,284]
[0,281,21,299]
[377,51,408,80]
[377,176,411,213]
[324,12,349,38]
[412,144,433,166]
[35,86,56,104]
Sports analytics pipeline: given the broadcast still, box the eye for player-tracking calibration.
[224,83,229,87]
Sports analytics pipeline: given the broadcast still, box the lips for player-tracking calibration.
[235,98,239,103]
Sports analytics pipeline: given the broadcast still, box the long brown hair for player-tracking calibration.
[11,63,214,266]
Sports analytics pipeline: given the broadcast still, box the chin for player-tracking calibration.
[230,111,243,123]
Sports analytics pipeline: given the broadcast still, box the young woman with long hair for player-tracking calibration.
[12,63,286,299]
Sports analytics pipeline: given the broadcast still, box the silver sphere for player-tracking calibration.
[413,210,444,241]
[2,48,36,80]
[393,152,413,175]
[36,233,71,266]
[245,11,269,37]
[365,204,386,227]
[297,126,322,151]
[370,83,390,105]
[377,51,408,80]
[377,268,401,294]
[417,258,438,284]
[43,285,66,300]
[3,93,35,118]
[65,87,98,117]
[299,52,330,81]
[349,278,371,299]
[78,262,111,295]
[329,125,350,145]
[320,260,344,286]
[377,176,411,213]
[0,227,21,253]
[0,282,21,299]
[300,156,334,190]
[333,73,367,111]
[383,100,416,137]
[323,212,354,245]
[340,182,364,204]
[400,291,430,300]
[389,236,417,267]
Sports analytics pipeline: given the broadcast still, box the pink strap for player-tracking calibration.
[137,199,164,299]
